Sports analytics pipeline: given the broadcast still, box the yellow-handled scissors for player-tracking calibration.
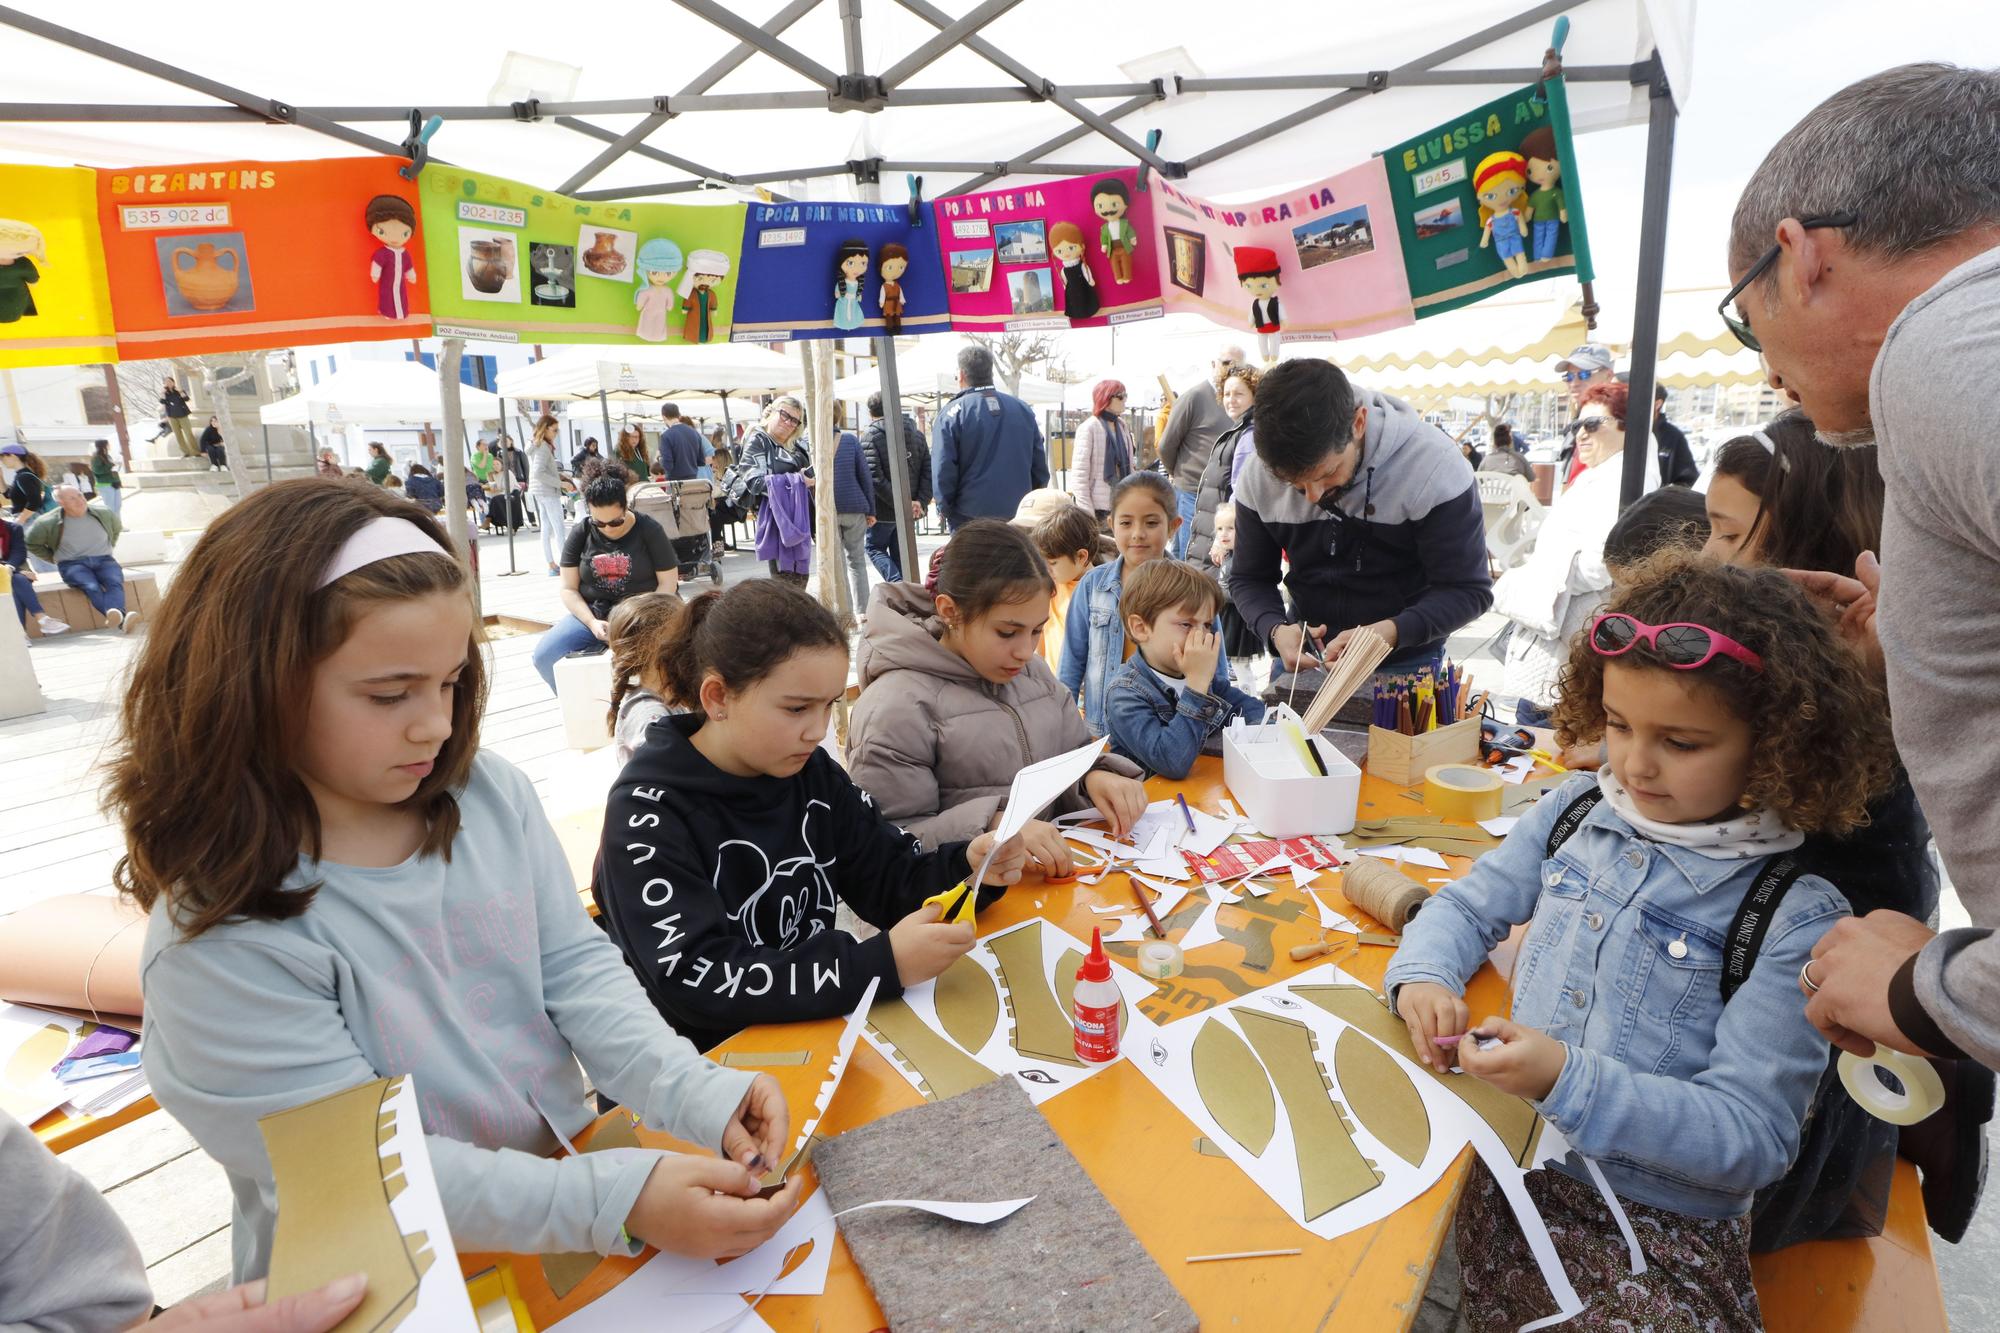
[922,881,977,926]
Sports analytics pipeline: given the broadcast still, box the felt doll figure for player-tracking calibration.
[1519,126,1568,265]
[0,218,45,324]
[1049,222,1099,321]
[678,249,730,343]
[876,242,909,335]
[1092,178,1137,284]
[633,237,685,343]
[832,239,869,331]
[1234,246,1283,362]
[363,195,419,320]
[1474,151,1533,280]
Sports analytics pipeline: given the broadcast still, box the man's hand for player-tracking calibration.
[1328,619,1398,661]
[1783,552,1883,679]
[865,515,877,528]
[1455,1017,1567,1100]
[1271,622,1329,673]
[1805,910,1937,1057]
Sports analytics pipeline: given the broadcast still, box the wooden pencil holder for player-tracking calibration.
[1366,715,1480,787]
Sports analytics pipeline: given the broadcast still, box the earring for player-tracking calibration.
[1737,794,1755,810]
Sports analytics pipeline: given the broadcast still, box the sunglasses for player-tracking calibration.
[588,512,630,529]
[1576,416,1609,436]
[1718,212,1857,352]
[1589,613,1764,673]
[1560,368,1596,383]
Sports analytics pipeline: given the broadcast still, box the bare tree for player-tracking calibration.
[968,333,1068,396]
[115,355,260,499]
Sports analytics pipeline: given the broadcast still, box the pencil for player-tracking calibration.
[1131,874,1167,940]
[1186,1248,1303,1264]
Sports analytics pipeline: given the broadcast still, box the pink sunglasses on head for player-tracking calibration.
[1588,613,1764,673]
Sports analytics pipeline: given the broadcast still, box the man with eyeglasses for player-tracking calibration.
[1551,343,1612,485]
[1232,359,1491,678]
[531,468,678,693]
[1720,64,2000,1085]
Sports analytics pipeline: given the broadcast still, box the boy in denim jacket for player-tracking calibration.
[1103,559,1265,778]
[1382,552,1895,1329]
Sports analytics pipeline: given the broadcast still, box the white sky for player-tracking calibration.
[1573,0,2000,305]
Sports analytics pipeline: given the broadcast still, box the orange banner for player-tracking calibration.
[95,157,430,359]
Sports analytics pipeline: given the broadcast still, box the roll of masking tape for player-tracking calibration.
[1137,939,1185,980]
[1423,763,1506,822]
[1838,1048,1946,1125]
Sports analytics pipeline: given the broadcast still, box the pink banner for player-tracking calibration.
[1151,159,1414,349]
[933,168,1164,332]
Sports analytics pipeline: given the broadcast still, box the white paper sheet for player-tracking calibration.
[1177,896,1226,952]
[1479,816,1521,837]
[781,976,879,1174]
[863,920,1156,1106]
[1243,880,1275,898]
[1356,846,1451,871]
[1129,872,1190,920]
[1499,754,1538,785]
[1181,807,1238,858]
[377,1077,480,1332]
[1306,890,1359,933]
[1128,855,1193,882]
[1290,865,1321,893]
[993,740,1108,842]
[0,1004,83,1126]
[1102,914,1151,943]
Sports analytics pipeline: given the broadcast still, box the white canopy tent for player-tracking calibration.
[259,359,504,426]
[4,0,1693,555]
[831,338,1065,405]
[496,342,805,402]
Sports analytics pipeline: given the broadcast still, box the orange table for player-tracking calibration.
[32,1094,158,1154]
[498,757,1949,1332]
[488,758,1510,1331]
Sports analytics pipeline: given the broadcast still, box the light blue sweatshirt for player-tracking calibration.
[139,751,756,1281]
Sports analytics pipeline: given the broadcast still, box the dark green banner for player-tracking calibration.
[1380,77,1593,319]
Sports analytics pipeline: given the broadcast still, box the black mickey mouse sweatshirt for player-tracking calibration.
[594,712,978,1052]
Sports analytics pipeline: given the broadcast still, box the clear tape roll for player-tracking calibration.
[1423,763,1506,822]
[1137,939,1185,980]
[1837,1047,1946,1125]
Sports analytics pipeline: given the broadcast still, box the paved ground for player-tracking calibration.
[4,522,1993,1323]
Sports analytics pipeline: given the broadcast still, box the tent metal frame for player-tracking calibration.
[0,0,1677,563]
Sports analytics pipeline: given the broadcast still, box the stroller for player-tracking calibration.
[630,479,722,585]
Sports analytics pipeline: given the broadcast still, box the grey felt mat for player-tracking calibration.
[811,1077,1198,1332]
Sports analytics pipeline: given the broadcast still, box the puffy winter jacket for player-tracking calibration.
[1066,414,1131,514]
[1185,412,1252,568]
[848,582,1142,848]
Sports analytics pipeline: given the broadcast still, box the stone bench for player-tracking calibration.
[24,568,160,636]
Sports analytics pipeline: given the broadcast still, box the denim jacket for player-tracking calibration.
[1104,653,1266,779]
[1059,561,1243,738]
[1383,775,1848,1220]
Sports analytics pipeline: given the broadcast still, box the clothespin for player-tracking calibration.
[1136,130,1165,193]
[923,881,977,926]
[398,112,443,180]
[906,173,926,228]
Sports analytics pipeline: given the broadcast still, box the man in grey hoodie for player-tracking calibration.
[1231,359,1492,676]
[1731,64,2000,1075]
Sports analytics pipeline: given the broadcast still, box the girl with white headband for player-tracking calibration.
[104,481,800,1284]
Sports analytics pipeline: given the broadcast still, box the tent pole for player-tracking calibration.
[1621,54,1676,511]
[875,337,917,584]
[437,338,476,602]
[948,92,1156,194]
[668,0,841,91]
[260,422,273,484]
[599,389,615,457]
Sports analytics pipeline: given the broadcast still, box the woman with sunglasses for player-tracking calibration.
[1389,549,1894,1330]
[723,397,815,582]
[530,464,680,693]
[1492,381,1658,725]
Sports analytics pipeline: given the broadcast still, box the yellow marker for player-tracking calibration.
[923,881,977,926]
[1528,748,1569,774]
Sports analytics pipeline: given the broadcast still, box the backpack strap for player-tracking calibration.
[1543,785,1605,857]
[1720,853,1806,1002]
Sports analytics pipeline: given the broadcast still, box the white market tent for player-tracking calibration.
[259,359,503,426]
[3,0,1695,550]
[496,342,805,402]
[832,337,1064,405]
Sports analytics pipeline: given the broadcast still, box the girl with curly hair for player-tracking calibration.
[1386,548,1894,1330]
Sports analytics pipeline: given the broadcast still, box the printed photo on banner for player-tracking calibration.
[994,220,1047,265]
[1381,79,1592,317]
[1006,266,1054,315]
[578,226,636,281]
[155,232,253,316]
[528,241,575,308]
[458,228,519,303]
[1164,227,1205,296]
[1291,204,1375,271]
[1412,199,1464,239]
[949,248,993,293]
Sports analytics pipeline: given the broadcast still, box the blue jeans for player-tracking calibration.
[865,520,902,583]
[98,486,121,515]
[532,613,603,693]
[57,555,124,619]
[1172,486,1197,558]
[1532,218,1560,262]
[10,569,43,626]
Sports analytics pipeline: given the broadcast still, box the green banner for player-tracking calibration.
[1381,78,1592,319]
[417,167,744,345]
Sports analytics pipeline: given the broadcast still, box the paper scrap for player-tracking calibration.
[1177,897,1226,952]
[776,977,879,1179]
[1357,846,1450,871]
[1242,880,1274,898]
[1290,865,1320,893]
[1181,807,1238,858]
[1102,914,1151,943]
[1478,816,1520,837]
[1090,904,1128,914]
[1219,799,1243,820]
[1307,890,1360,933]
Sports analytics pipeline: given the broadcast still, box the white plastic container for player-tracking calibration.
[1222,705,1362,839]
[553,649,615,751]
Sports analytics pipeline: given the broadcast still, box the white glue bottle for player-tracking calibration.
[1072,926,1122,1064]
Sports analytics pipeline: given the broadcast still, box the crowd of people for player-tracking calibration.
[9,59,2000,1333]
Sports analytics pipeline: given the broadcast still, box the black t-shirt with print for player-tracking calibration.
[562,510,675,617]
